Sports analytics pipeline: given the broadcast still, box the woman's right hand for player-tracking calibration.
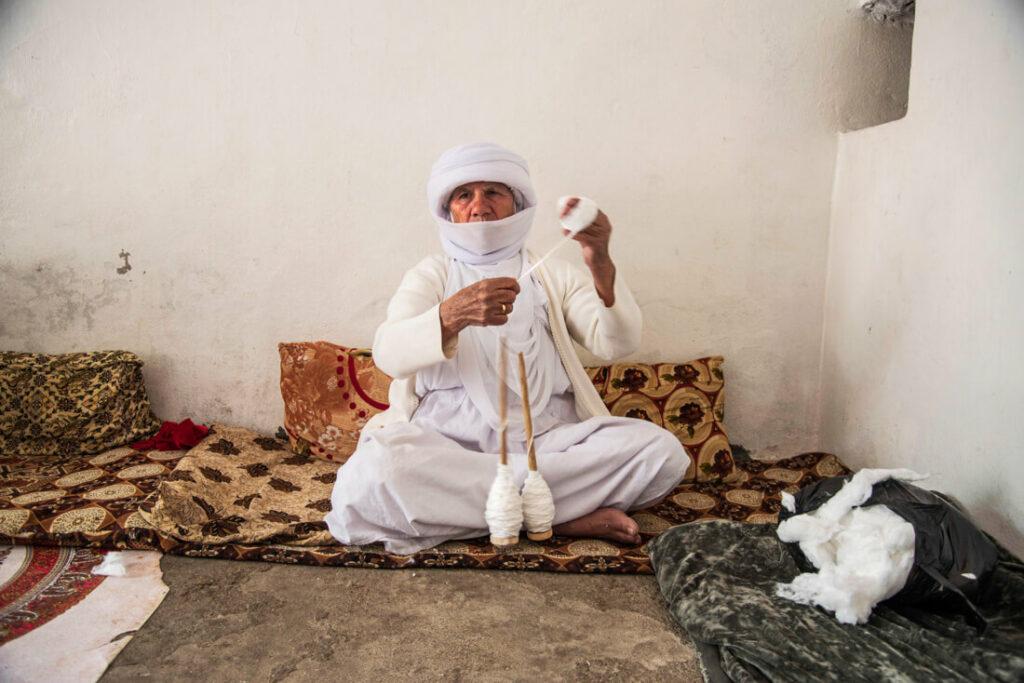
[439,277,520,343]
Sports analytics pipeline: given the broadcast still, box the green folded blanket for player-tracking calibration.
[648,520,1024,683]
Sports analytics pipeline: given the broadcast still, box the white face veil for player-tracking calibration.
[426,143,538,265]
[423,143,568,441]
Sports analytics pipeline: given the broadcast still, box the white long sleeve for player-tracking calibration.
[545,258,643,362]
[365,253,638,431]
[371,256,454,379]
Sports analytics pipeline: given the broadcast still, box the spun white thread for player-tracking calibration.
[519,195,600,283]
[521,470,555,534]
[485,463,523,538]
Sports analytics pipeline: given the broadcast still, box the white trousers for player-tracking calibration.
[325,415,689,554]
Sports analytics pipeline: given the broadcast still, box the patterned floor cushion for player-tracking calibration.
[0,445,178,550]
[140,424,335,546]
[2,424,850,574]
[140,425,848,573]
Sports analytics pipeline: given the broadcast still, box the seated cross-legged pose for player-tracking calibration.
[325,142,688,554]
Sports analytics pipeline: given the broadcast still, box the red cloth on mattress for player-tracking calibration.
[130,419,209,451]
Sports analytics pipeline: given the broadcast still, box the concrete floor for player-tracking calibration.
[102,555,702,682]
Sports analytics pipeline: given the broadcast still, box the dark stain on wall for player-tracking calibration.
[117,250,132,275]
[0,260,126,346]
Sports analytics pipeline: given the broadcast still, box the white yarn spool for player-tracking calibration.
[556,196,599,235]
[485,463,523,545]
[521,470,555,540]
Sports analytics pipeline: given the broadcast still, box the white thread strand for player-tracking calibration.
[521,470,555,534]
[518,232,575,283]
[485,464,523,538]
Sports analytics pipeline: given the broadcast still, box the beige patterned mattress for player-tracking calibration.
[1,424,849,573]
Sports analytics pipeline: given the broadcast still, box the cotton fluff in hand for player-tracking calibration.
[521,470,555,534]
[775,468,925,625]
[557,196,598,235]
[485,463,523,540]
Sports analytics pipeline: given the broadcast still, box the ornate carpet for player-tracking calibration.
[1,425,850,574]
[0,547,168,681]
[0,545,105,644]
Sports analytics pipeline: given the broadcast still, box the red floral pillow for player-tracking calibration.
[278,342,390,463]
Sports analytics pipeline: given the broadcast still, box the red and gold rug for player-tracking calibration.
[0,545,105,644]
[0,546,167,681]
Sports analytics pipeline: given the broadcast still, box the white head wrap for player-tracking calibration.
[427,143,537,265]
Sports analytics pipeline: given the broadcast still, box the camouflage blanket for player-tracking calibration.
[648,520,1024,683]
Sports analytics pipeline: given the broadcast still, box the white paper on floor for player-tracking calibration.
[1,550,168,683]
[775,468,927,625]
[92,551,154,577]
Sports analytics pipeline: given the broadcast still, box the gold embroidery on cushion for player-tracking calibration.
[117,463,167,480]
[83,483,138,501]
[0,509,31,534]
[566,540,620,557]
[54,468,106,488]
[762,468,804,484]
[725,489,765,508]
[49,507,107,533]
[12,489,66,506]
[672,491,717,510]
[608,393,664,427]
[664,388,714,445]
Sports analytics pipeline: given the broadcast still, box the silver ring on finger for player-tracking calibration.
[501,303,509,314]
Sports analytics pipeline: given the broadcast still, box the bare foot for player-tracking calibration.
[553,507,641,545]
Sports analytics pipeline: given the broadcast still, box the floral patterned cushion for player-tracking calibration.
[279,342,737,482]
[278,342,389,463]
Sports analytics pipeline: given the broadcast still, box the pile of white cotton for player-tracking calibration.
[775,468,927,624]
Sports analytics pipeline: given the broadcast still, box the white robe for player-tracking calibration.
[325,257,688,554]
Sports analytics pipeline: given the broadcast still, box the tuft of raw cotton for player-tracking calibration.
[775,468,926,624]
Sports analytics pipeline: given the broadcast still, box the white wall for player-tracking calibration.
[821,0,1024,555]
[1,1,908,455]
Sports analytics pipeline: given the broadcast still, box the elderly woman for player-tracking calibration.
[325,143,688,554]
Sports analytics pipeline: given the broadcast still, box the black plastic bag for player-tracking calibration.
[779,475,999,631]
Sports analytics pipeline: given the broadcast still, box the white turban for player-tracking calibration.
[426,142,537,265]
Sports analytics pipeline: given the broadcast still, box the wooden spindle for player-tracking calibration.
[517,352,538,471]
[498,339,508,466]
